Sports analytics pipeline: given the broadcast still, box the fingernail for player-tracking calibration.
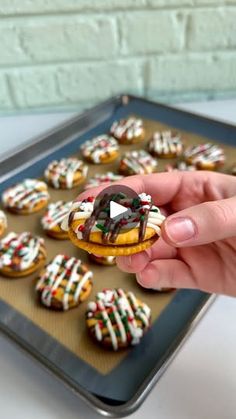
[165,217,196,243]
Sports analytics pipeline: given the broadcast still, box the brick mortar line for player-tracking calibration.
[0,4,234,20]
[0,50,236,72]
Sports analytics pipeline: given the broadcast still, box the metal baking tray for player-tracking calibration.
[1,94,236,416]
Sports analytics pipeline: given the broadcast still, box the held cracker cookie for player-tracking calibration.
[36,254,93,311]
[148,130,183,158]
[61,193,165,256]
[119,150,158,176]
[2,179,49,214]
[44,158,88,189]
[0,232,46,278]
[88,253,116,266]
[0,210,7,236]
[86,288,151,351]
[84,172,124,190]
[184,143,225,170]
[41,201,73,239]
[110,117,145,144]
[81,135,119,164]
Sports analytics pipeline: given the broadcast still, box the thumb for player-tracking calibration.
[162,196,236,247]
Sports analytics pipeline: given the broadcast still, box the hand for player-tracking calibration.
[78,171,236,296]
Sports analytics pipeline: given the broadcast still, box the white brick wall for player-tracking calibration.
[0,0,235,112]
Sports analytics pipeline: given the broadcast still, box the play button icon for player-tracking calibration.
[110,201,132,221]
[93,184,141,235]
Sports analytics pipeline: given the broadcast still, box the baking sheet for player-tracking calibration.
[0,95,234,415]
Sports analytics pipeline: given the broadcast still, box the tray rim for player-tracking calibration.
[0,93,228,415]
[1,93,236,183]
[0,294,216,417]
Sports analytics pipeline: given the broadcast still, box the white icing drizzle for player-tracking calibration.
[2,179,49,210]
[0,232,44,271]
[120,150,158,175]
[44,158,88,189]
[110,117,144,141]
[36,254,93,310]
[85,172,124,189]
[41,201,73,230]
[166,161,196,172]
[62,193,165,241]
[149,131,183,156]
[87,288,151,350]
[0,210,7,230]
[81,135,119,164]
[184,143,225,165]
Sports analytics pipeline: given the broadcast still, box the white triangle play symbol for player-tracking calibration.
[110,201,130,220]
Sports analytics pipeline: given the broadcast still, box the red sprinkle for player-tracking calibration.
[78,224,85,232]
[87,196,94,202]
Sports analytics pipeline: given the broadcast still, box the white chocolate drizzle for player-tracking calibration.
[120,150,158,175]
[148,131,183,156]
[86,288,151,350]
[0,232,45,271]
[85,172,124,189]
[41,201,73,230]
[81,135,119,164]
[110,117,144,141]
[61,193,165,241]
[36,254,93,311]
[44,158,88,189]
[184,143,225,165]
[2,179,49,210]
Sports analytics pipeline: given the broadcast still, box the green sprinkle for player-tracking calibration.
[96,223,109,233]
[151,208,158,213]
[132,198,140,207]
[140,215,145,221]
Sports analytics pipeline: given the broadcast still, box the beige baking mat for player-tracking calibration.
[0,115,235,375]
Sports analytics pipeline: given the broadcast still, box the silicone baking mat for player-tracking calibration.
[0,95,235,416]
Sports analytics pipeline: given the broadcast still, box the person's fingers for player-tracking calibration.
[77,172,236,208]
[116,238,177,273]
[162,195,236,247]
[77,172,185,206]
[136,259,196,290]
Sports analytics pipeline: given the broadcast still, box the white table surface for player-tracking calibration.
[0,99,236,419]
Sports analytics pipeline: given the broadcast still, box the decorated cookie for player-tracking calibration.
[119,150,158,176]
[2,179,49,214]
[61,193,165,256]
[148,131,183,158]
[44,157,88,189]
[86,288,151,351]
[0,210,7,237]
[36,254,93,311]
[110,117,145,144]
[41,201,73,239]
[184,143,225,170]
[89,253,116,266]
[165,161,196,172]
[0,232,46,278]
[81,135,119,164]
[84,172,124,190]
